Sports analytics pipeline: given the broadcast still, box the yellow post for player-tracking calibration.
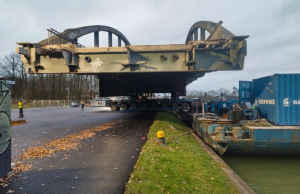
[157,131,165,145]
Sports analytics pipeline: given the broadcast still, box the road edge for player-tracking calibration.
[190,132,255,194]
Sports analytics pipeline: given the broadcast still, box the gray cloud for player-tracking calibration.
[276,0,300,19]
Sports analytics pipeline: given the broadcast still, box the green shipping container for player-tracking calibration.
[0,80,12,178]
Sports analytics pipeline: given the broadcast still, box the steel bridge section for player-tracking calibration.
[16,21,249,97]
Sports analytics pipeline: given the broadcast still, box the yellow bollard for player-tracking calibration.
[157,131,165,145]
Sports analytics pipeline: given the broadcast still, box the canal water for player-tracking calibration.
[222,155,300,194]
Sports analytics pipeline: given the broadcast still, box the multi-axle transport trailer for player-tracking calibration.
[90,96,200,111]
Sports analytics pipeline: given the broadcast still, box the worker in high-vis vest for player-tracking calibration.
[18,98,24,117]
[81,99,85,110]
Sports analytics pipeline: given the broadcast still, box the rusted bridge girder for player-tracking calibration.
[15,21,249,97]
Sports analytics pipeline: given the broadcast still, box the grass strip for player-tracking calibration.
[125,111,240,194]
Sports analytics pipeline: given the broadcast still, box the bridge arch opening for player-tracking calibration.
[185,21,235,44]
[40,25,131,47]
[78,31,123,48]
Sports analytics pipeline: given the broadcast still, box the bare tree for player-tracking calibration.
[0,52,99,101]
[0,52,23,79]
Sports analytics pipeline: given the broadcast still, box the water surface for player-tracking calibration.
[222,156,300,194]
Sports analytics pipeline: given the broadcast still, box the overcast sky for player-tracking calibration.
[0,0,299,92]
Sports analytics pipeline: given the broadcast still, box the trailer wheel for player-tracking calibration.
[121,103,128,110]
[171,101,178,108]
[140,102,147,109]
[181,102,189,110]
[161,102,168,108]
[130,102,138,109]
[151,102,158,108]
[111,104,118,112]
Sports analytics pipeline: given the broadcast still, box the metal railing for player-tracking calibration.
[11,100,89,109]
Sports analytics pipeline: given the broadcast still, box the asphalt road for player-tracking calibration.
[1,107,156,194]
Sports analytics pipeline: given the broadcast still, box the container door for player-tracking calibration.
[239,81,253,103]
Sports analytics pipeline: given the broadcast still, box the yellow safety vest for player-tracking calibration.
[18,102,23,109]
[81,101,84,104]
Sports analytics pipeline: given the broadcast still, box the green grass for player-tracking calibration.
[125,111,240,194]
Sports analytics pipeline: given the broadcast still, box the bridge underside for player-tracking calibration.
[98,71,205,97]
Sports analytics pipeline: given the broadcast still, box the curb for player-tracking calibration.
[191,132,255,194]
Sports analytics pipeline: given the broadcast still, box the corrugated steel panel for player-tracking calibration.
[204,102,208,111]
[230,99,238,104]
[211,103,216,113]
[239,81,252,103]
[253,74,300,126]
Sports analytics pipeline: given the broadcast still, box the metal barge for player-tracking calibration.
[178,111,300,155]
[177,74,300,156]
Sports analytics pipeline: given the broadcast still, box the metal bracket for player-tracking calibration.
[61,49,79,72]
[185,61,196,70]
[125,46,132,64]
[120,46,148,71]
[207,21,223,40]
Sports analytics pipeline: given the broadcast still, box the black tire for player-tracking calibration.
[130,102,138,109]
[140,102,147,109]
[161,101,168,108]
[181,102,189,110]
[111,104,118,112]
[151,102,158,108]
[121,103,128,110]
[171,101,178,108]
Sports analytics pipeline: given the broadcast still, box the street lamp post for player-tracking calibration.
[67,86,69,107]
